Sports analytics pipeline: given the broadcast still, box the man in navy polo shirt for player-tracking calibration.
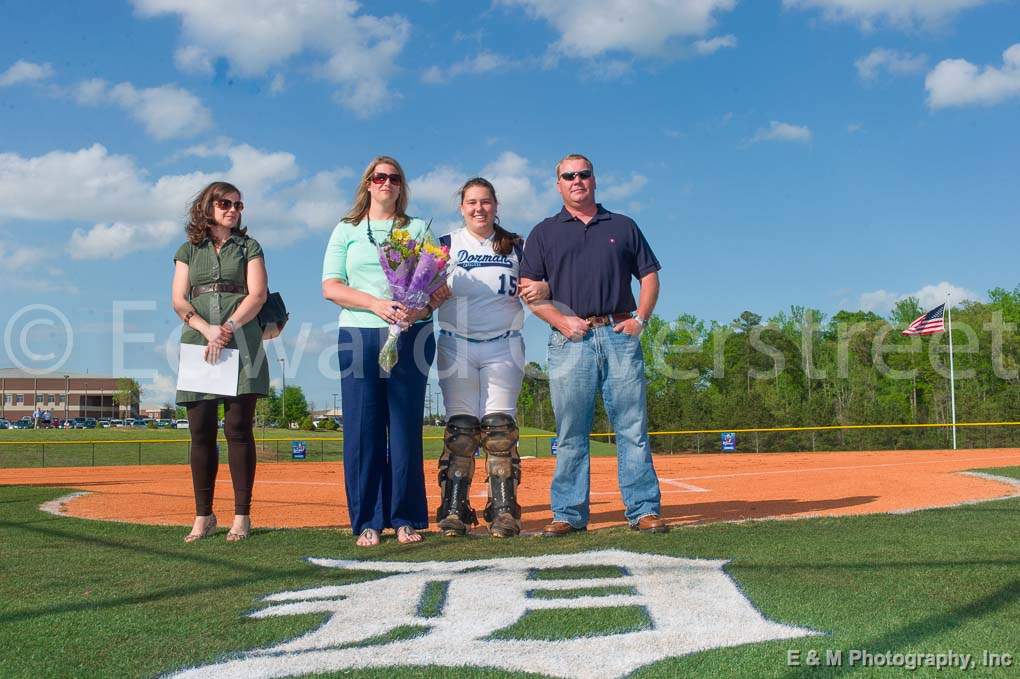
[520,153,668,536]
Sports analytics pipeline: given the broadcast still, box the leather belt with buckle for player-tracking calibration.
[585,313,632,328]
[191,283,248,297]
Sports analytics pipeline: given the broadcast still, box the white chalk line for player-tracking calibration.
[660,478,710,493]
[679,453,1020,482]
[38,491,90,517]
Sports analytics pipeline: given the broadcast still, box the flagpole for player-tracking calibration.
[947,293,957,450]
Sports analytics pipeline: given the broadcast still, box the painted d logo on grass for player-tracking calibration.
[169,549,818,679]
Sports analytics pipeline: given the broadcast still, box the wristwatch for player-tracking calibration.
[224,319,237,332]
[633,313,648,328]
[183,311,195,327]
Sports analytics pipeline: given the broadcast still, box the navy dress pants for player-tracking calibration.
[338,321,435,534]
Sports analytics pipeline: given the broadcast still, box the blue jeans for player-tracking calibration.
[547,325,661,526]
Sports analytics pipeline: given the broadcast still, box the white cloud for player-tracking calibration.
[783,0,991,31]
[858,289,899,313]
[174,44,214,75]
[847,122,864,133]
[140,371,179,407]
[500,0,738,58]
[69,221,180,260]
[0,60,55,87]
[269,73,286,95]
[133,0,410,116]
[858,281,981,313]
[285,169,355,231]
[480,152,559,227]
[925,43,1020,109]
[74,79,212,140]
[409,166,464,211]
[600,173,648,201]
[0,141,353,258]
[409,152,561,232]
[422,51,514,84]
[0,241,49,270]
[693,34,738,56]
[855,48,927,81]
[749,121,812,144]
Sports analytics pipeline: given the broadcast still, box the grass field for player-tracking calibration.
[1,467,1017,678]
[0,427,617,467]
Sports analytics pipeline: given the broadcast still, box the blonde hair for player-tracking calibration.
[554,153,594,178]
[342,155,411,228]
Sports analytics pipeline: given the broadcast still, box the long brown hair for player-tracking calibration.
[458,177,520,257]
[186,181,246,245]
[342,156,411,229]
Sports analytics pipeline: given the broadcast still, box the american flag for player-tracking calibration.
[902,303,946,336]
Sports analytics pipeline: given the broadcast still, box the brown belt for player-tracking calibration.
[191,283,248,297]
[585,313,632,328]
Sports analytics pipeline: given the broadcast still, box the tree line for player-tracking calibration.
[517,286,1020,453]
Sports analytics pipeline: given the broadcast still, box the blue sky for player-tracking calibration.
[1,0,1018,409]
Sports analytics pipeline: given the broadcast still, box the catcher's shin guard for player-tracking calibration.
[480,412,521,537]
[436,414,481,535]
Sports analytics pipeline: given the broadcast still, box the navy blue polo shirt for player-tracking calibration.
[520,204,660,318]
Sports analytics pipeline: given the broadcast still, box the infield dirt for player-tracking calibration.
[2,448,1018,533]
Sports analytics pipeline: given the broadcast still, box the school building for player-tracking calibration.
[0,368,139,421]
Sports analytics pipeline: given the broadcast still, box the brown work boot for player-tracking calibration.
[542,520,586,537]
[437,514,469,537]
[630,514,669,533]
[488,512,521,539]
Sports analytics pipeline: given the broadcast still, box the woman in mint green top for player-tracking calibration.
[322,155,446,547]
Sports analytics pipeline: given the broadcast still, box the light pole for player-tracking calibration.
[84,381,88,419]
[278,358,286,428]
[331,392,339,418]
[63,375,69,420]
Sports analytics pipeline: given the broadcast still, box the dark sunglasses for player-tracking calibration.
[213,199,244,211]
[560,170,593,181]
[370,172,402,185]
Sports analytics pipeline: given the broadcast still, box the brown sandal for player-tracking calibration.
[184,514,217,543]
[226,516,251,542]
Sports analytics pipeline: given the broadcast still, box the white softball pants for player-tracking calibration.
[436,333,525,419]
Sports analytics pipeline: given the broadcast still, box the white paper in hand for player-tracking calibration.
[176,344,239,397]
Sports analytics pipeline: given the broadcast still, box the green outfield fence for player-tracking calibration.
[2,421,1020,468]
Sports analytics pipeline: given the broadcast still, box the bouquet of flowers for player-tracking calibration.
[377,226,451,371]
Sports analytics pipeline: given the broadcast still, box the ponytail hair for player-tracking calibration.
[458,176,521,257]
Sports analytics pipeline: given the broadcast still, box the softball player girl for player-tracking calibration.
[434,177,547,538]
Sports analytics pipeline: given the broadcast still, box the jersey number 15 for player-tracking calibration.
[497,274,518,296]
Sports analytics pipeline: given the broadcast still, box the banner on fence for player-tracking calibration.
[721,433,736,452]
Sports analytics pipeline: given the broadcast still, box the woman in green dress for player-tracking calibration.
[171,181,269,542]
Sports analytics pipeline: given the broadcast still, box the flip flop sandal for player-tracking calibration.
[396,525,423,545]
[356,528,380,547]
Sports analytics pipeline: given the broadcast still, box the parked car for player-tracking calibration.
[71,417,87,428]
[175,420,189,429]
[0,419,10,429]
[130,418,147,427]
[157,419,172,428]
[13,420,32,429]
[83,418,97,429]
[98,419,111,428]
[110,419,124,428]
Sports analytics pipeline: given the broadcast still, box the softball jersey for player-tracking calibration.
[437,228,526,340]
[437,228,526,418]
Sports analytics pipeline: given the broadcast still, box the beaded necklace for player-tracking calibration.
[365,217,396,246]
